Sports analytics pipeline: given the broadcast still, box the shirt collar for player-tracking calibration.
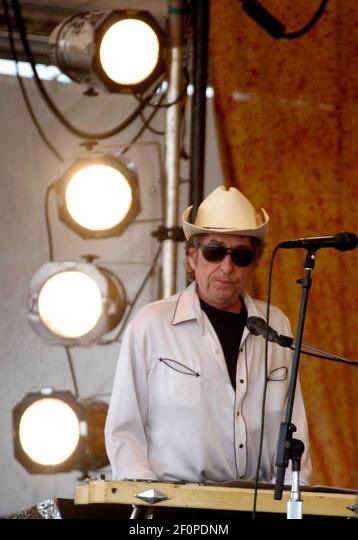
[171,281,201,325]
[171,282,263,329]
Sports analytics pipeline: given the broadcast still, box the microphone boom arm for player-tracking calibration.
[298,344,357,366]
[246,317,357,366]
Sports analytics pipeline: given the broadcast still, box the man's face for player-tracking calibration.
[188,233,256,313]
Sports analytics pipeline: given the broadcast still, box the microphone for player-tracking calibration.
[278,232,357,252]
[246,316,293,348]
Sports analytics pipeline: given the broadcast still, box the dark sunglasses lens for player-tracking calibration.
[231,249,254,267]
[201,245,254,266]
[201,245,227,261]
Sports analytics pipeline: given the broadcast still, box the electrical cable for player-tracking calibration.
[120,93,165,155]
[2,0,64,162]
[252,244,280,519]
[44,183,55,261]
[139,109,165,136]
[284,0,329,40]
[96,245,162,346]
[64,346,80,398]
[241,0,330,40]
[10,0,163,140]
[138,79,188,109]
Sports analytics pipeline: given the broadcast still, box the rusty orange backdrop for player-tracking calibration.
[209,0,357,488]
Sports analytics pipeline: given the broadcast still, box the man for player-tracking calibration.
[105,186,312,485]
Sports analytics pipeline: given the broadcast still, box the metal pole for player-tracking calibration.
[274,251,315,503]
[189,0,209,219]
[162,0,185,297]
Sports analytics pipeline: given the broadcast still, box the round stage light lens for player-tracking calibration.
[38,271,102,338]
[65,164,133,231]
[99,19,160,85]
[19,398,80,465]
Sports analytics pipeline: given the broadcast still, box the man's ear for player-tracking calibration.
[187,247,197,271]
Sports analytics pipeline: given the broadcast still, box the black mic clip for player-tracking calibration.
[274,334,294,348]
[246,316,294,348]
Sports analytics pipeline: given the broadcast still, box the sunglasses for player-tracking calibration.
[198,243,255,267]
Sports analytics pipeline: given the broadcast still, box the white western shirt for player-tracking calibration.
[105,282,312,485]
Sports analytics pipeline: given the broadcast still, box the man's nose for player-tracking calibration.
[219,253,234,272]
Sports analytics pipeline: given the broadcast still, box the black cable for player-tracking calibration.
[135,64,189,155]
[138,80,188,109]
[64,346,80,398]
[2,0,64,162]
[120,93,165,155]
[139,109,165,136]
[241,0,330,40]
[97,245,162,346]
[45,183,55,261]
[252,244,280,519]
[10,0,161,140]
[284,0,329,40]
[3,0,58,268]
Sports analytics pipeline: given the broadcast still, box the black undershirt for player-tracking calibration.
[200,298,248,391]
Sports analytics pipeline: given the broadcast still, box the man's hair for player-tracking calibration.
[184,234,265,282]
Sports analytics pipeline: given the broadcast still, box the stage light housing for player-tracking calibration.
[55,151,140,239]
[28,260,127,346]
[13,388,109,474]
[49,10,166,94]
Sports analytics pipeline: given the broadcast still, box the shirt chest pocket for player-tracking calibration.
[267,366,288,381]
[150,357,201,407]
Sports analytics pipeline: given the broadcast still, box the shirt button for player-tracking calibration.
[237,411,240,416]
[239,379,244,384]
[240,475,244,480]
[239,444,244,448]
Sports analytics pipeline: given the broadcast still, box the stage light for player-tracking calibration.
[49,10,166,93]
[55,151,140,239]
[28,260,127,346]
[13,389,109,474]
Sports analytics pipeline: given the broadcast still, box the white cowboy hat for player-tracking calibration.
[182,186,269,241]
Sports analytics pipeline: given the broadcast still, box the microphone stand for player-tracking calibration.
[299,343,356,365]
[274,250,316,518]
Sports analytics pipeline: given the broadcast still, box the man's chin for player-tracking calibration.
[211,282,238,297]
[210,290,238,307]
